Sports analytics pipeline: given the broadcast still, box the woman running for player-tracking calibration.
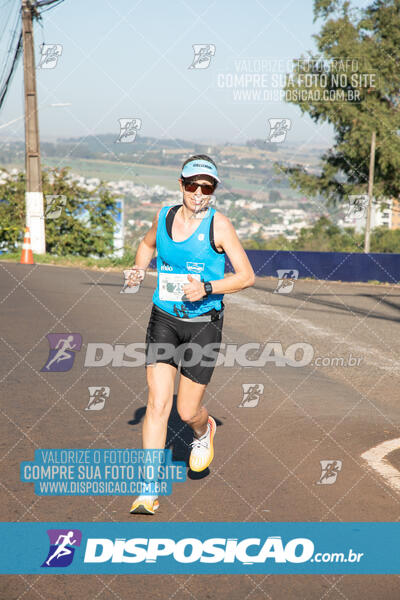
[127,154,255,514]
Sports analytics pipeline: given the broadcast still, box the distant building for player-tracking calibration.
[390,198,400,230]
[262,223,287,237]
[247,201,263,210]
[344,199,394,232]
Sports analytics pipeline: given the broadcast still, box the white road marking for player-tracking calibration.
[226,292,400,374]
[361,438,400,492]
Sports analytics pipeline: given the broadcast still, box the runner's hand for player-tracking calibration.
[124,266,145,287]
[182,275,205,302]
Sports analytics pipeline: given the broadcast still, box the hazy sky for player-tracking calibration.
[0,0,365,147]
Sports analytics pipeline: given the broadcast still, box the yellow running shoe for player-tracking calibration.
[189,416,216,472]
[129,495,159,515]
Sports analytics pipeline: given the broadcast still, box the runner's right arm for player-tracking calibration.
[128,209,161,281]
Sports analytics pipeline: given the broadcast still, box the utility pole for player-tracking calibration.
[21,0,45,254]
[364,130,376,253]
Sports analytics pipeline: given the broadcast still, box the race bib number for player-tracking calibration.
[159,273,201,301]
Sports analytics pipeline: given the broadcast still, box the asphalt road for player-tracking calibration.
[1,260,399,599]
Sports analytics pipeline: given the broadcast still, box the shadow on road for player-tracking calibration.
[83,282,122,287]
[254,282,400,324]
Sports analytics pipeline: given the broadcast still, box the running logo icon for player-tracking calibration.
[274,270,299,294]
[38,44,63,69]
[345,195,369,221]
[45,195,66,219]
[85,386,110,411]
[192,195,216,219]
[116,118,142,143]
[266,118,291,143]
[188,44,216,69]
[317,460,342,485]
[41,333,82,372]
[41,529,82,568]
[239,384,264,408]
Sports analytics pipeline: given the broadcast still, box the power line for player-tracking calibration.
[0,32,22,111]
[36,0,62,6]
[0,0,21,79]
[0,1,23,111]
[36,0,64,9]
[0,0,63,112]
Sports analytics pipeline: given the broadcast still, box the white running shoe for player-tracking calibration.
[189,416,216,472]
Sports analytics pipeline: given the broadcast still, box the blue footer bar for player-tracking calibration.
[1,522,399,574]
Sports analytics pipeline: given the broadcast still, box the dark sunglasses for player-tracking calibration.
[183,180,215,195]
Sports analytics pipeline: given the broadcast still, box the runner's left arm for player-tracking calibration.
[183,213,255,301]
[210,212,255,294]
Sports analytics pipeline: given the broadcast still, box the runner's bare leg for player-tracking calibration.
[143,363,176,449]
[176,374,208,438]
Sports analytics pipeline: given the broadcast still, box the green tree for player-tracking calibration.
[241,216,400,252]
[370,226,400,252]
[292,216,363,251]
[269,189,282,203]
[243,233,294,250]
[0,167,118,256]
[262,234,293,250]
[0,171,26,247]
[279,0,400,205]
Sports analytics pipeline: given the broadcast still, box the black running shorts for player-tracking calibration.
[145,304,224,385]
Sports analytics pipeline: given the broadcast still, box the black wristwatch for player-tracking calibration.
[203,281,213,296]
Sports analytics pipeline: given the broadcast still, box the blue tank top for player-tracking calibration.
[152,205,225,318]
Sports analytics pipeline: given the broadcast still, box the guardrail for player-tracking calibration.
[225,250,400,283]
